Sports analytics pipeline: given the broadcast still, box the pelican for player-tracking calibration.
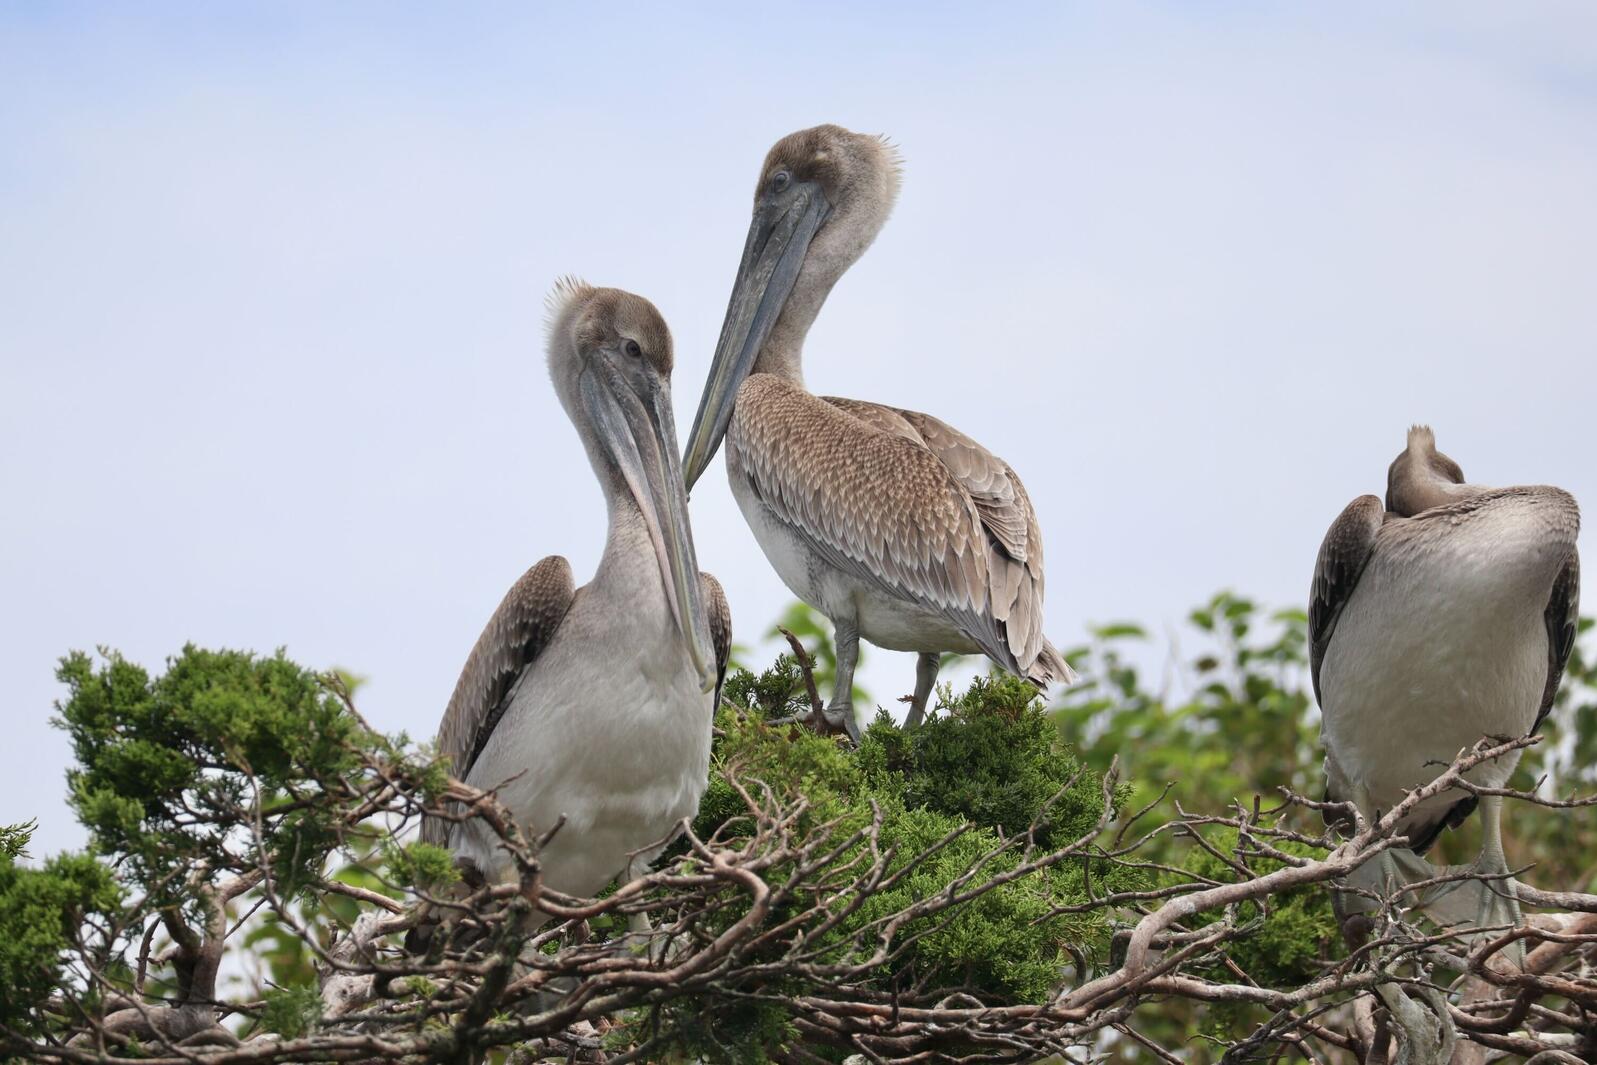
[681,124,1074,738]
[419,281,730,919]
[1311,425,1579,947]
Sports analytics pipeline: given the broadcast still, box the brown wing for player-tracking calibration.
[1535,550,1581,736]
[729,376,1021,673]
[421,556,576,847]
[1308,495,1386,704]
[700,570,732,708]
[819,396,924,444]
[887,406,1052,676]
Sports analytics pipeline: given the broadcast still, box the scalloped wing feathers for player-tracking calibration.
[729,375,1069,685]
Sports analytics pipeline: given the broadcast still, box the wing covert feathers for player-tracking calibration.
[730,375,1064,683]
[1308,495,1385,704]
[701,571,733,708]
[891,407,1050,673]
[1537,551,1581,736]
[422,556,576,847]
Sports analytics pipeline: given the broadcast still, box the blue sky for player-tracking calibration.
[3,3,1595,856]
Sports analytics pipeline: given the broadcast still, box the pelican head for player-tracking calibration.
[1385,424,1472,517]
[682,124,903,488]
[546,279,717,691]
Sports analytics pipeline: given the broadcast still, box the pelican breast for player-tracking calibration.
[1315,485,1579,845]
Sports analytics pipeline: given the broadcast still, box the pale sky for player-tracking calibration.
[3,4,1595,857]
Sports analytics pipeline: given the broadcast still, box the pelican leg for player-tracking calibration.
[903,652,940,728]
[1470,794,1524,967]
[626,905,654,941]
[1364,884,1456,1065]
[1337,785,1454,1065]
[1476,795,1523,927]
[1413,795,1526,968]
[620,855,676,962]
[1335,784,1404,926]
[824,617,863,743]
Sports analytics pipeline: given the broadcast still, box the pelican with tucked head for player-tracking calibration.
[682,124,1074,738]
[1312,426,1579,948]
[419,281,730,917]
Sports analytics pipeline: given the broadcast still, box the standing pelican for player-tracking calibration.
[681,124,1074,738]
[1311,425,1579,943]
[420,281,730,914]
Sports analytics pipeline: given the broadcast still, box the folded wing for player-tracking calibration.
[729,375,1065,681]
[422,555,577,847]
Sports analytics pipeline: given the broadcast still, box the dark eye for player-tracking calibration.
[624,339,643,359]
[769,170,791,193]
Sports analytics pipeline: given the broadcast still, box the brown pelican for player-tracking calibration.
[420,281,731,915]
[681,124,1074,739]
[1311,425,1579,947]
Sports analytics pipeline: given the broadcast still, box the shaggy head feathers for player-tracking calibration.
[758,124,903,220]
[544,278,674,376]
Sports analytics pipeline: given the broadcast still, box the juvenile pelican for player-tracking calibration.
[682,124,1074,738]
[420,281,730,915]
[1311,425,1579,943]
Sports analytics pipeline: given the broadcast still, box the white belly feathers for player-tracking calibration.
[454,574,714,895]
[1319,500,1564,828]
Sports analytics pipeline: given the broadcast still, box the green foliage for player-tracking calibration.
[11,596,1593,1062]
[54,646,363,910]
[241,911,319,990]
[1521,615,1597,891]
[1058,588,1597,879]
[851,805,1083,1001]
[46,646,432,1011]
[662,676,1135,1059]
[256,982,322,1039]
[721,655,816,722]
[382,839,461,890]
[765,601,869,707]
[1053,596,1350,1057]
[1056,591,1597,1062]
[0,820,35,861]
[1180,830,1340,990]
[693,711,856,831]
[243,839,402,991]
[859,673,1109,848]
[0,851,121,1035]
[1057,593,1319,853]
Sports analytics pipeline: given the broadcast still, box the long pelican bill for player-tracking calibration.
[580,364,717,691]
[681,180,830,490]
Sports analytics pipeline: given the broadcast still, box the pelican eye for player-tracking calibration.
[624,339,643,359]
[769,170,791,193]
